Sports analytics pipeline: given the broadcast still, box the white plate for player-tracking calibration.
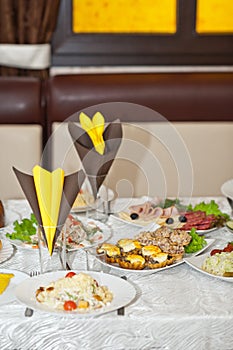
[68,218,112,251]
[71,205,92,213]
[72,186,115,214]
[110,213,155,228]
[0,239,14,264]
[189,227,219,235]
[221,179,233,201]
[225,225,233,234]
[112,214,220,235]
[96,239,215,275]
[5,210,21,226]
[2,218,112,252]
[0,269,28,305]
[15,270,136,317]
[184,252,233,282]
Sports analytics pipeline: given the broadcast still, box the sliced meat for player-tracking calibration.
[180,211,216,230]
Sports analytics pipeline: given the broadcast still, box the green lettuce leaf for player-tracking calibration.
[187,200,230,220]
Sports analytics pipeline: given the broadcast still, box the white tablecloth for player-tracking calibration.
[0,197,233,350]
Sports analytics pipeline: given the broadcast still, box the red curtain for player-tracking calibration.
[0,0,60,79]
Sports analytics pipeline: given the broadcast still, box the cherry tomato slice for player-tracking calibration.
[65,272,76,278]
[226,243,233,251]
[223,246,233,252]
[64,300,77,311]
[210,249,222,256]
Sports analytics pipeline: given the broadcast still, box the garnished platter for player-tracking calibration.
[95,223,215,274]
[96,239,214,274]
[2,214,111,251]
[113,198,229,234]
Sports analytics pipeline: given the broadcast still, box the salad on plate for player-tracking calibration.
[184,241,233,281]
[202,242,233,277]
[3,214,109,251]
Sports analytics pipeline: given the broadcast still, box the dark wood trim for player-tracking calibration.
[52,0,233,66]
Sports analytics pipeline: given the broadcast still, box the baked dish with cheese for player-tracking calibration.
[141,245,162,259]
[97,240,174,270]
[146,253,173,269]
[118,254,146,270]
[97,226,192,271]
[117,239,142,255]
[96,243,121,263]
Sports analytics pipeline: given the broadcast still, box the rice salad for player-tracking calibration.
[202,251,233,276]
[36,272,113,312]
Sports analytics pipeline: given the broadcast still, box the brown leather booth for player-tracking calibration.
[2,72,233,146]
[1,72,233,198]
[0,76,46,146]
[45,73,233,197]
[46,73,233,128]
[0,77,44,123]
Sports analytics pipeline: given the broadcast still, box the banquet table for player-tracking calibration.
[1,197,233,350]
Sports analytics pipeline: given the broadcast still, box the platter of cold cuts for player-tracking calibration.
[113,198,229,234]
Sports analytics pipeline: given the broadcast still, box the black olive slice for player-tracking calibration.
[166,217,174,224]
[130,213,139,220]
[179,215,187,223]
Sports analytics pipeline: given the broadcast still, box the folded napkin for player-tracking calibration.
[68,113,122,198]
[13,166,85,254]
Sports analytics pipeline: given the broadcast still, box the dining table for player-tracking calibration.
[0,196,233,350]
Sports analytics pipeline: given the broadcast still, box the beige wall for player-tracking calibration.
[1,121,231,199]
[2,122,230,199]
[0,125,42,199]
[51,122,233,198]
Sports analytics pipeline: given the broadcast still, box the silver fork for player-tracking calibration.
[24,271,40,317]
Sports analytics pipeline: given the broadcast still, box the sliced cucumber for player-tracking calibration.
[226,221,233,230]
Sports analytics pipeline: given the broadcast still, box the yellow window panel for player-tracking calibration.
[73,0,176,34]
[196,0,233,34]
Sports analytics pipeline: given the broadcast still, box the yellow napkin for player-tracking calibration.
[79,112,105,155]
[0,273,14,294]
[33,166,64,255]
